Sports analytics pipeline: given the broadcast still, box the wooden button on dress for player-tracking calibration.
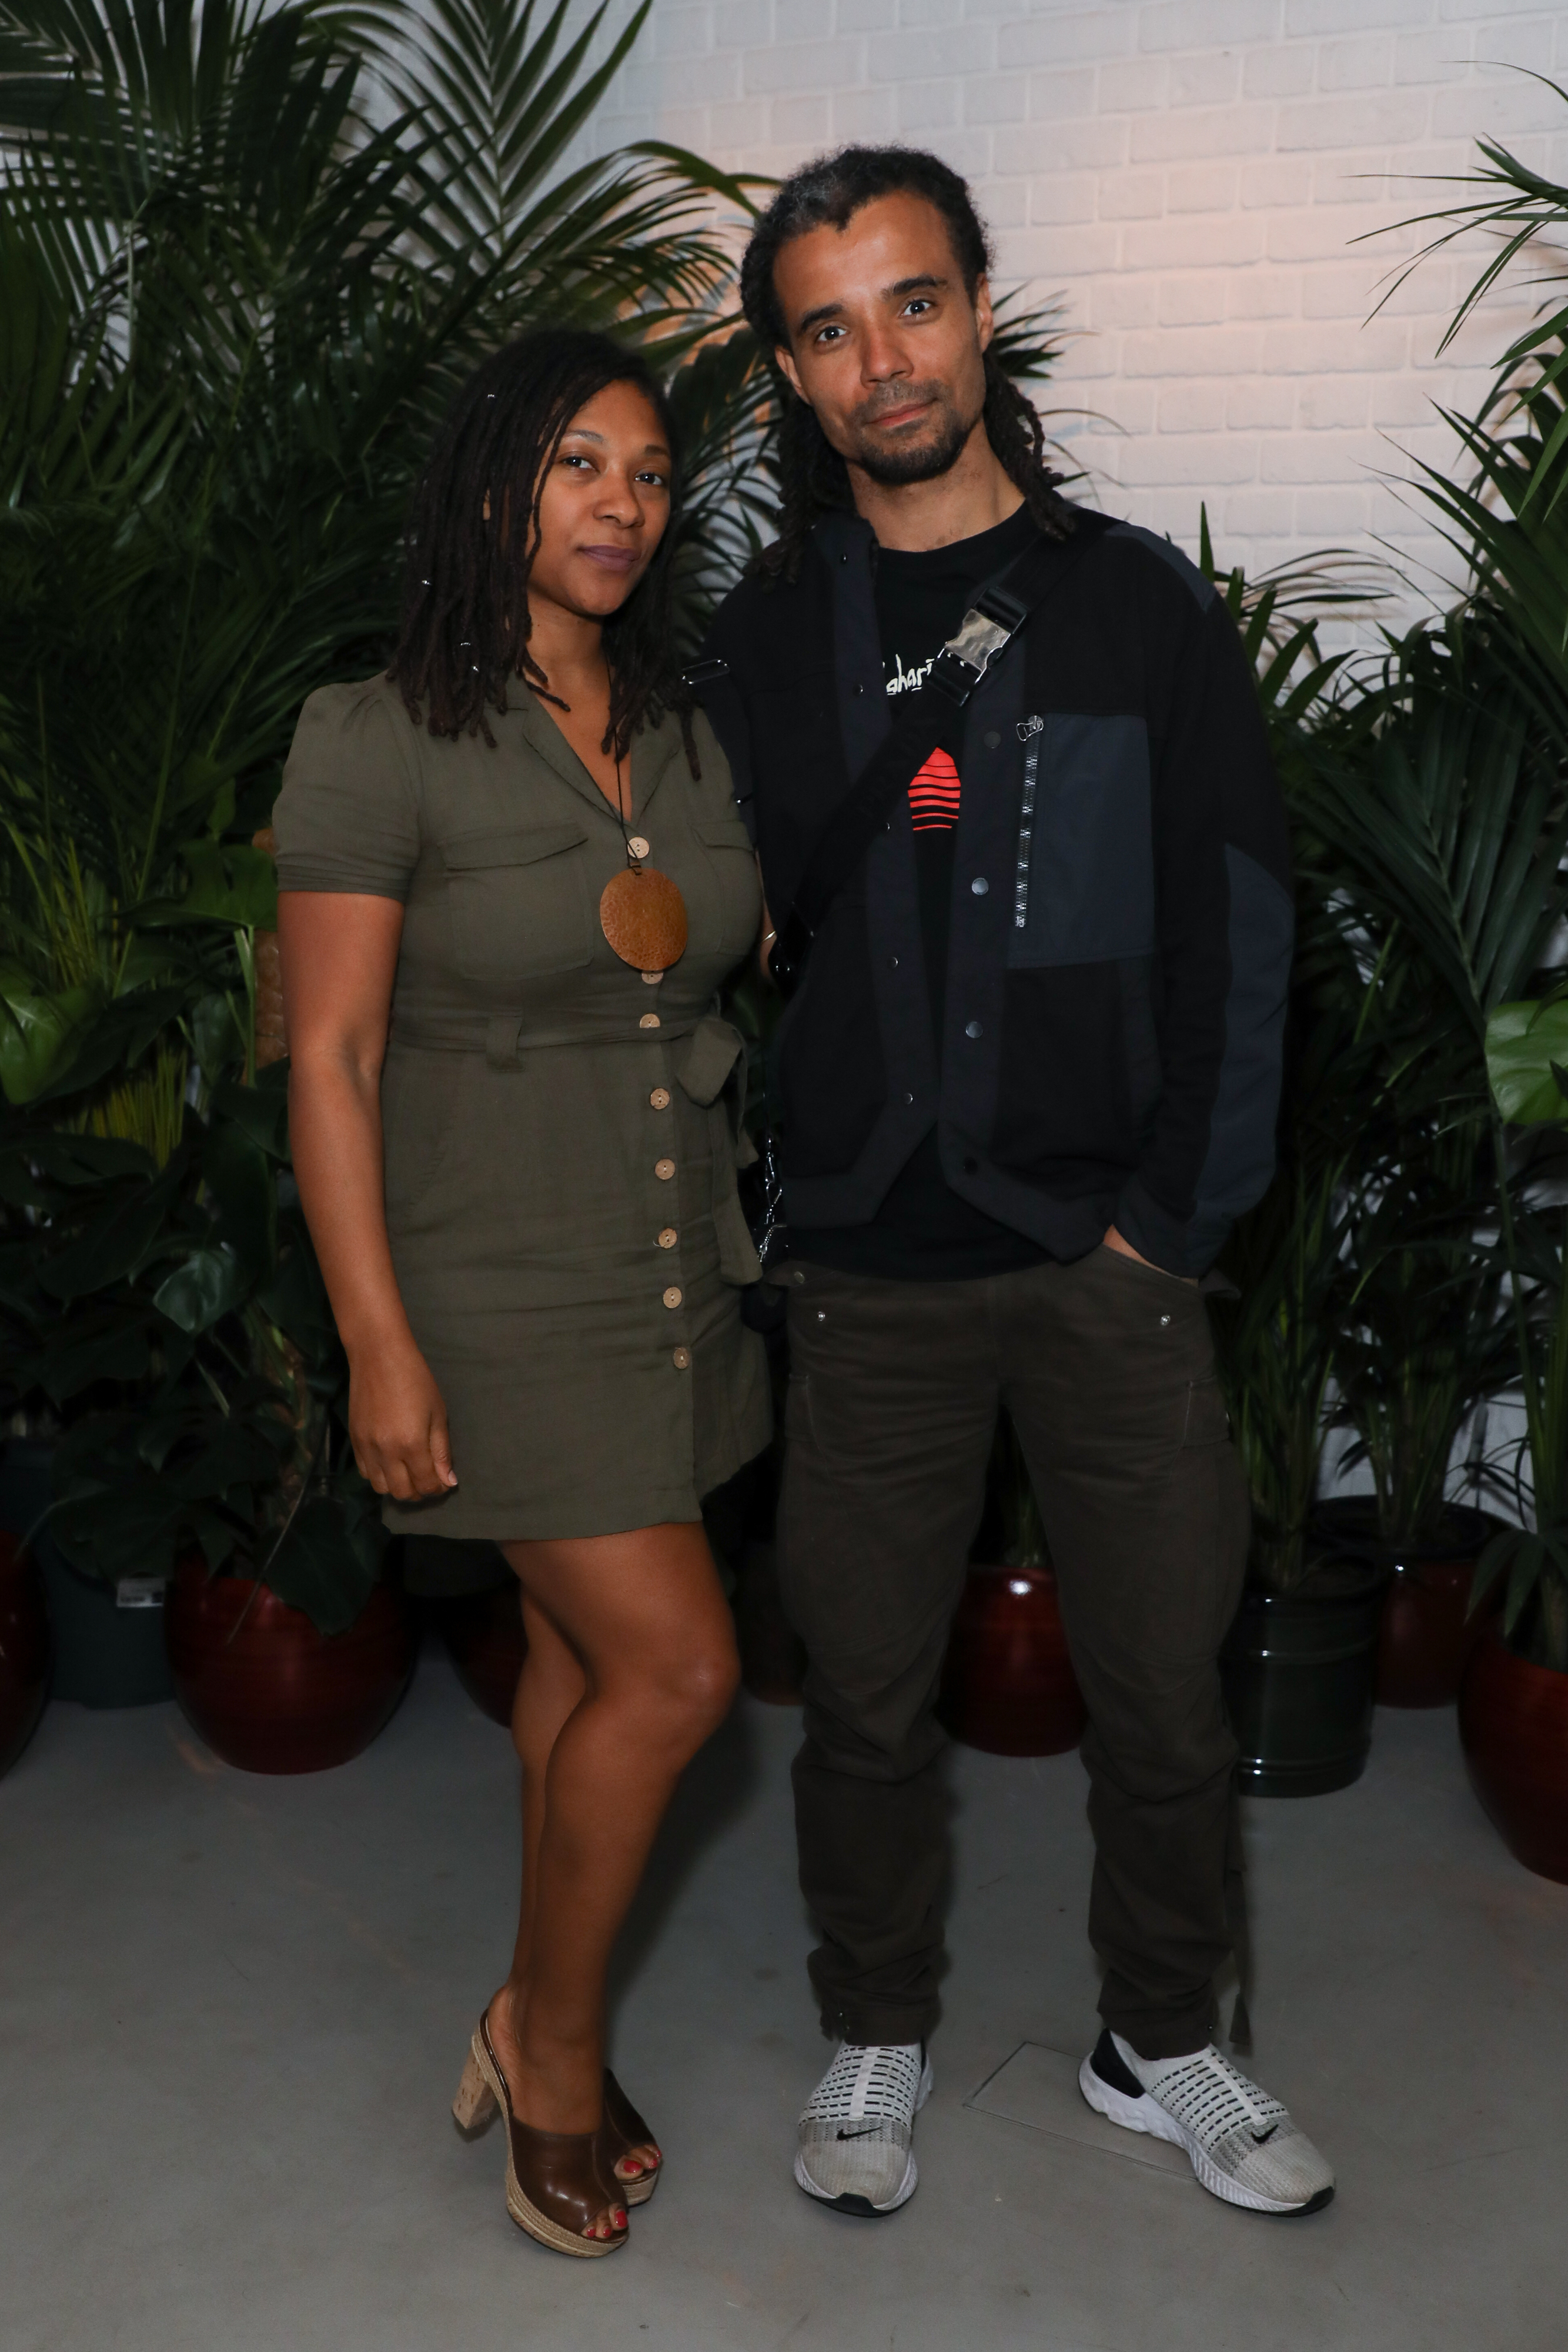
[649,1088,670,1110]
[639,1013,660,1030]
[655,1158,675,1181]
[663,1287,683,1309]
[672,1348,691,1369]
[657,1229,677,1249]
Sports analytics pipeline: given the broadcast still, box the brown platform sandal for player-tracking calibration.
[603,2069,662,2206]
[452,2013,628,2258]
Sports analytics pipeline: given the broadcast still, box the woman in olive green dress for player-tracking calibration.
[274,330,769,2258]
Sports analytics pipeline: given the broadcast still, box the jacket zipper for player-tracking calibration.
[1014,734,1041,932]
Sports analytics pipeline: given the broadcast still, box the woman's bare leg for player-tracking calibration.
[483,1521,738,2153]
[507,1597,584,1987]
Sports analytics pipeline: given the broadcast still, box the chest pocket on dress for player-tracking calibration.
[443,821,592,991]
[693,816,762,952]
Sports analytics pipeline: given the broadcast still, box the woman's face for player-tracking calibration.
[525,378,673,624]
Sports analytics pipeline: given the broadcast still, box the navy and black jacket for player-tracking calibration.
[700,505,1294,1280]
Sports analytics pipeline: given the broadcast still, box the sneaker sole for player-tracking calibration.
[1078,2058,1334,2218]
[794,2056,932,2218]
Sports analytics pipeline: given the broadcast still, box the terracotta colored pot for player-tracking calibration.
[1315,1500,1497,1708]
[1459,1629,1568,1885]
[0,1530,49,1777]
[439,1579,526,1726]
[940,1562,1086,1758]
[166,1560,416,1773]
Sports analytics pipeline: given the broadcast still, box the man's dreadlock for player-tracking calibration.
[389,329,693,765]
[738,145,1075,583]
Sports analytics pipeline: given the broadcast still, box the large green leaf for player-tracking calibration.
[1486,999,1568,1127]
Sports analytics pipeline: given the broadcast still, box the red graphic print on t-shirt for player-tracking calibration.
[908,747,961,833]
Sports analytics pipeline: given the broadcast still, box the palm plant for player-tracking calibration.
[1297,106,1568,1625]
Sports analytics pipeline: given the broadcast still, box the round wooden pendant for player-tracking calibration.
[600,866,688,971]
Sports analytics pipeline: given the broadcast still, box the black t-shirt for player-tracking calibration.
[794,505,1051,1283]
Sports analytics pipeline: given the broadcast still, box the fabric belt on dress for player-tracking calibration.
[386,1009,746,1106]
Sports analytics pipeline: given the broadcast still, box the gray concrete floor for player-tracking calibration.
[3,1642,1564,2352]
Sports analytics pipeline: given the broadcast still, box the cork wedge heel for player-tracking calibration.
[453,2014,628,2258]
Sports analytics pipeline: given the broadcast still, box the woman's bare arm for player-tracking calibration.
[278,891,457,1500]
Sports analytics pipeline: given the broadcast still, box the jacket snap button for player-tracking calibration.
[984,730,1001,749]
[855,683,864,696]
[905,1091,914,1105]
[971,877,988,896]
[965,1019,983,1040]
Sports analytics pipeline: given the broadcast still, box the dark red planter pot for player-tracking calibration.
[439,1581,526,1727]
[1459,1630,1568,1883]
[166,1561,416,1774]
[940,1562,1086,1758]
[0,1531,49,1777]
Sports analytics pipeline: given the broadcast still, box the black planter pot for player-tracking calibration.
[0,1439,173,1709]
[1221,1552,1386,1798]
[1310,1498,1500,1709]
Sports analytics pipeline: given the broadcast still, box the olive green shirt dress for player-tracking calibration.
[272,673,771,1541]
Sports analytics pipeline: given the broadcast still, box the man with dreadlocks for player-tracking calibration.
[697,148,1334,2222]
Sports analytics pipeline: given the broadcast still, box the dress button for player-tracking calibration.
[965,1019,983,1040]
[639,1013,660,1029]
[628,835,650,860]
[656,1158,676,1180]
[641,969,661,985]
[649,1087,671,1110]
[672,1346,691,1369]
[658,1227,678,1249]
[663,1285,683,1309]
[971,877,989,896]
[984,729,1001,749]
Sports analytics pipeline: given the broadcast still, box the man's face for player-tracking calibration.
[770,191,993,486]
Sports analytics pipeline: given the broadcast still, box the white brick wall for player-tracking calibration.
[573,0,1568,633]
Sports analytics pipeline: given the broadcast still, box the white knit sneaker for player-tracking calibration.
[1080,2030,1335,2216]
[794,2042,932,2216]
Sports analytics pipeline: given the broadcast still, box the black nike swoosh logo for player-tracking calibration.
[836,2126,884,2141]
[1251,2124,1279,2144]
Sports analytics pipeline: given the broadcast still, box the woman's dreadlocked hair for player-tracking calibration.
[738,145,1075,584]
[389,329,690,761]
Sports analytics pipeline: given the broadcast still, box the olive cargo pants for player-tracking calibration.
[776,1247,1251,2062]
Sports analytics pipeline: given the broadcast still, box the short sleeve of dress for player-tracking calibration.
[272,679,423,901]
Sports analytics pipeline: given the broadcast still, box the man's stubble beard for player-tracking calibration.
[839,383,984,489]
